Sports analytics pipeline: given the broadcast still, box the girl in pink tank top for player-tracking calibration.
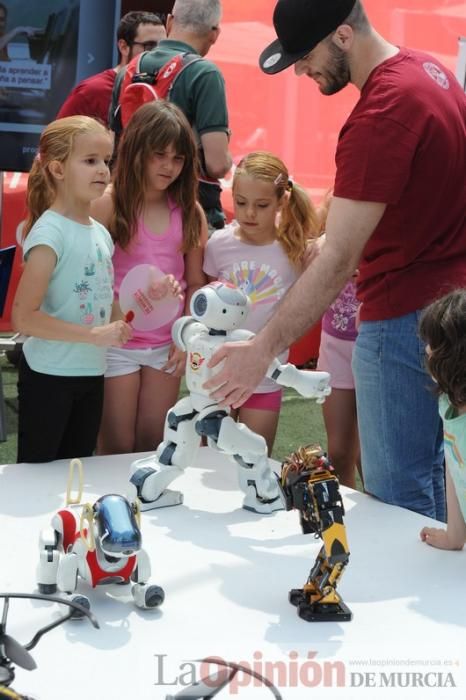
[91,101,208,453]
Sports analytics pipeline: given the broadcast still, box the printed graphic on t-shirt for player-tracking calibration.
[328,283,359,332]
[220,261,285,306]
[444,429,465,469]
[73,243,113,326]
[444,428,466,520]
[423,62,450,90]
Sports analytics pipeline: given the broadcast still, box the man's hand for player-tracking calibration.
[203,338,271,408]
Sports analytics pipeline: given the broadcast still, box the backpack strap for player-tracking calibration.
[109,51,151,132]
[155,52,204,100]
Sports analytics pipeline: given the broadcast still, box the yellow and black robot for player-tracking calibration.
[279,445,352,622]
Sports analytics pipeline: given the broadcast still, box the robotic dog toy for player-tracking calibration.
[36,460,164,610]
[279,445,352,621]
[130,282,331,514]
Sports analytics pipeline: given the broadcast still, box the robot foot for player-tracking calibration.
[69,594,91,620]
[242,486,284,515]
[289,588,352,622]
[38,583,57,595]
[132,583,165,609]
[139,488,184,511]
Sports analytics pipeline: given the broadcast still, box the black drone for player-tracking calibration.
[0,592,98,695]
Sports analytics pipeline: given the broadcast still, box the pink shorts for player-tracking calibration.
[241,389,282,412]
[317,331,356,390]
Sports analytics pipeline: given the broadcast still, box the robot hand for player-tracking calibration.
[268,362,331,403]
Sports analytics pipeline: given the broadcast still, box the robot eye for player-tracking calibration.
[193,293,207,316]
[222,308,227,313]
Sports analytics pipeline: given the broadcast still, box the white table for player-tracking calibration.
[1,449,465,699]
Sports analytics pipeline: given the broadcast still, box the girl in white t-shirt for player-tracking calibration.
[203,151,319,454]
[12,116,132,463]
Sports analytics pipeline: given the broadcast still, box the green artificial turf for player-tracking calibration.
[0,353,327,466]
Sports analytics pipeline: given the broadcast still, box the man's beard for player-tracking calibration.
[320,44,351,95]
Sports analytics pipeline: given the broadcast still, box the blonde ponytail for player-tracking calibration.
[23,157,55,238]
[278,181,320,265]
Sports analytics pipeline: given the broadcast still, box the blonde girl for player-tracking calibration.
[12,116,132,463]
[92,100,208,454]
[203,150,319,454]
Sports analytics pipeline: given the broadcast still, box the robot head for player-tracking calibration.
[93,494,141,558]
[190,282,251,331]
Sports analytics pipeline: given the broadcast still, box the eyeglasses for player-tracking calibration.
[130,40,159,51]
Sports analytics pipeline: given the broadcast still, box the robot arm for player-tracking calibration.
[171,316,207,351]
[279,445,351,622]
[267,359,331,403]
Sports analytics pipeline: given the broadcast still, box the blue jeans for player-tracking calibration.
[352,311,445,520]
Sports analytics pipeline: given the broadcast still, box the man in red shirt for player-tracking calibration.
[204,0,466,520]
[56,11,166,125]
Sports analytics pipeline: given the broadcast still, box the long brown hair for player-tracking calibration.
[419,289,466,409]
[233,151,319,266]
[24,116,111,237]
[111,101,202,252]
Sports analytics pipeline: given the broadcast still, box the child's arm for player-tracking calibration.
[183,203,209,311]
[12,246,131,347]
[420,468,466,550]
[162,205,208,376]
[303,234,325,269]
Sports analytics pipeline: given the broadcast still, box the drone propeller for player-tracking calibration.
[165,657,283,699]
[0,635,36,672]
[165,665,234,698]
[0,591,99,684]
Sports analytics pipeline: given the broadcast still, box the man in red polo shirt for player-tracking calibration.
[56,11,166,125]
[204,0,466,520]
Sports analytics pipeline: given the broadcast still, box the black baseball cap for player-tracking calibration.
[259,0,357,74]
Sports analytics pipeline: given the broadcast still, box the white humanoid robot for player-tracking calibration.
[36,486,165,611]
[130,282,331,514]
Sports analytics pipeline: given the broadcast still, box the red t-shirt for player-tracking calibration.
[56,68,116,126]
[334,48,466,321]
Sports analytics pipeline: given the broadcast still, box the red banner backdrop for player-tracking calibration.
[1,0,463,346]
[213,0,464,205]
[0,172,28,331]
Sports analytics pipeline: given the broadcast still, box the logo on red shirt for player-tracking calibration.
[423,62,450,90]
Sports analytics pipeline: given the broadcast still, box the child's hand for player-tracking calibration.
[420,526,463,550]
[162,344,186,377]
[303,236,325,268]
[148,273,183,302]
[91,320,133,347]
